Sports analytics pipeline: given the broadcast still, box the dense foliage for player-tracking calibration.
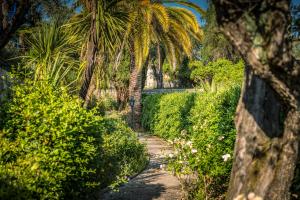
[200,3,240,63]
[142,92,195,139]
[142,86,240,199]
[185,86,240,199]
[0,81,147,199]
[189,59,244,87]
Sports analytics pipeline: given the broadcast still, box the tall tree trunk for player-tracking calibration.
[229,66,298,199]
[212,0,300,199]
[79,0,98,106]
[83,72,96,108]
[156,44,165,89]
[115,85,129,110]
[129,41,142,130]
[0,0,30,50]
[141,54,150,90]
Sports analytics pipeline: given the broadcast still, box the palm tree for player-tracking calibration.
[128,0,204,129]
[126,0,170,129]
[22,21,83,90]
[155,6,204,88]
[75,0,129,106]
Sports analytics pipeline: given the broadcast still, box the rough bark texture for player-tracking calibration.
[211,0,300,199]
[230,67,299,200]
[83,72,96,108]
[79,0,98,105]
[0,0,30,50]
[141,54,150,90]
[115,85,129,110]
[156,44,165,89]
[129,41,142,130]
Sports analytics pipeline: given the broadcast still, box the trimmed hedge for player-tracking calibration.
[142,93,195,139]
[0,81,147,199]
[141,86,240,199]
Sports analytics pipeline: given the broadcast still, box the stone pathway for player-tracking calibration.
[101,134,183,200]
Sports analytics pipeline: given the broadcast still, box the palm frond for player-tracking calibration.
[22,21,83,90]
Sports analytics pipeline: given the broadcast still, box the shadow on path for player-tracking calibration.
[100,135,183,200]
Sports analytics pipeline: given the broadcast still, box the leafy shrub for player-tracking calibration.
[142,85,241,199]
[0,81,147,199]
[142,93,195,139]
[168,86,241,199]
[190,59,244,87]
[141,94,162,131]
[90,96,118,116]
[100,118,148,189]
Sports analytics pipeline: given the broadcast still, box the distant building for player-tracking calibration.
[144,67,156,89]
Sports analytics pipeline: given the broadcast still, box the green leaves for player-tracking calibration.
[190,58,244,87]
[22,21,83,91]
[141,86,241,199]
[142,92,195,139]
[0,80,147,199]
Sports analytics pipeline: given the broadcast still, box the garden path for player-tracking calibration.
[101,134,183,200]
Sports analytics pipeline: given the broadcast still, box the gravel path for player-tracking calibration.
[101,134,183,200]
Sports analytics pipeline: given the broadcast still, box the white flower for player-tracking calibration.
[186,141,193,147]
[169,153,174,158]
[160,164,165,169]
[218,136,225,141]
[191,149,198,154]
[222,154,231,162]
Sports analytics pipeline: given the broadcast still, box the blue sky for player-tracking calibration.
[165,0,208,24]
[294,0,300,5]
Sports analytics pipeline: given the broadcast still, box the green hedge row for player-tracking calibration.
[0,81,147,200]
[142,93,195,139]
[141,86,240,199]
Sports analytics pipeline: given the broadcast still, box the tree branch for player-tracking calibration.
[0,0,30,50]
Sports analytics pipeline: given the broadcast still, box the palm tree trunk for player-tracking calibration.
[115,85,129,110]
[129,41,142,130]
[156,44,165,89]
[79,0,98,106]
[83,72,96,108]
[141,54,150,90]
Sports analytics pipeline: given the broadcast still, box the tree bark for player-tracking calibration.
[229,66,299,200]
[115,85,129,110]
[141,54,150,90]
[0,0,30,50]
[79,0,98,106]
[211,0,300,199]
[83,72,96,108]
[129,41,142,130]
[156,44,165,89]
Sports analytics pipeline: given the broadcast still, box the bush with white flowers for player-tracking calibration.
[143,85,241,199]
